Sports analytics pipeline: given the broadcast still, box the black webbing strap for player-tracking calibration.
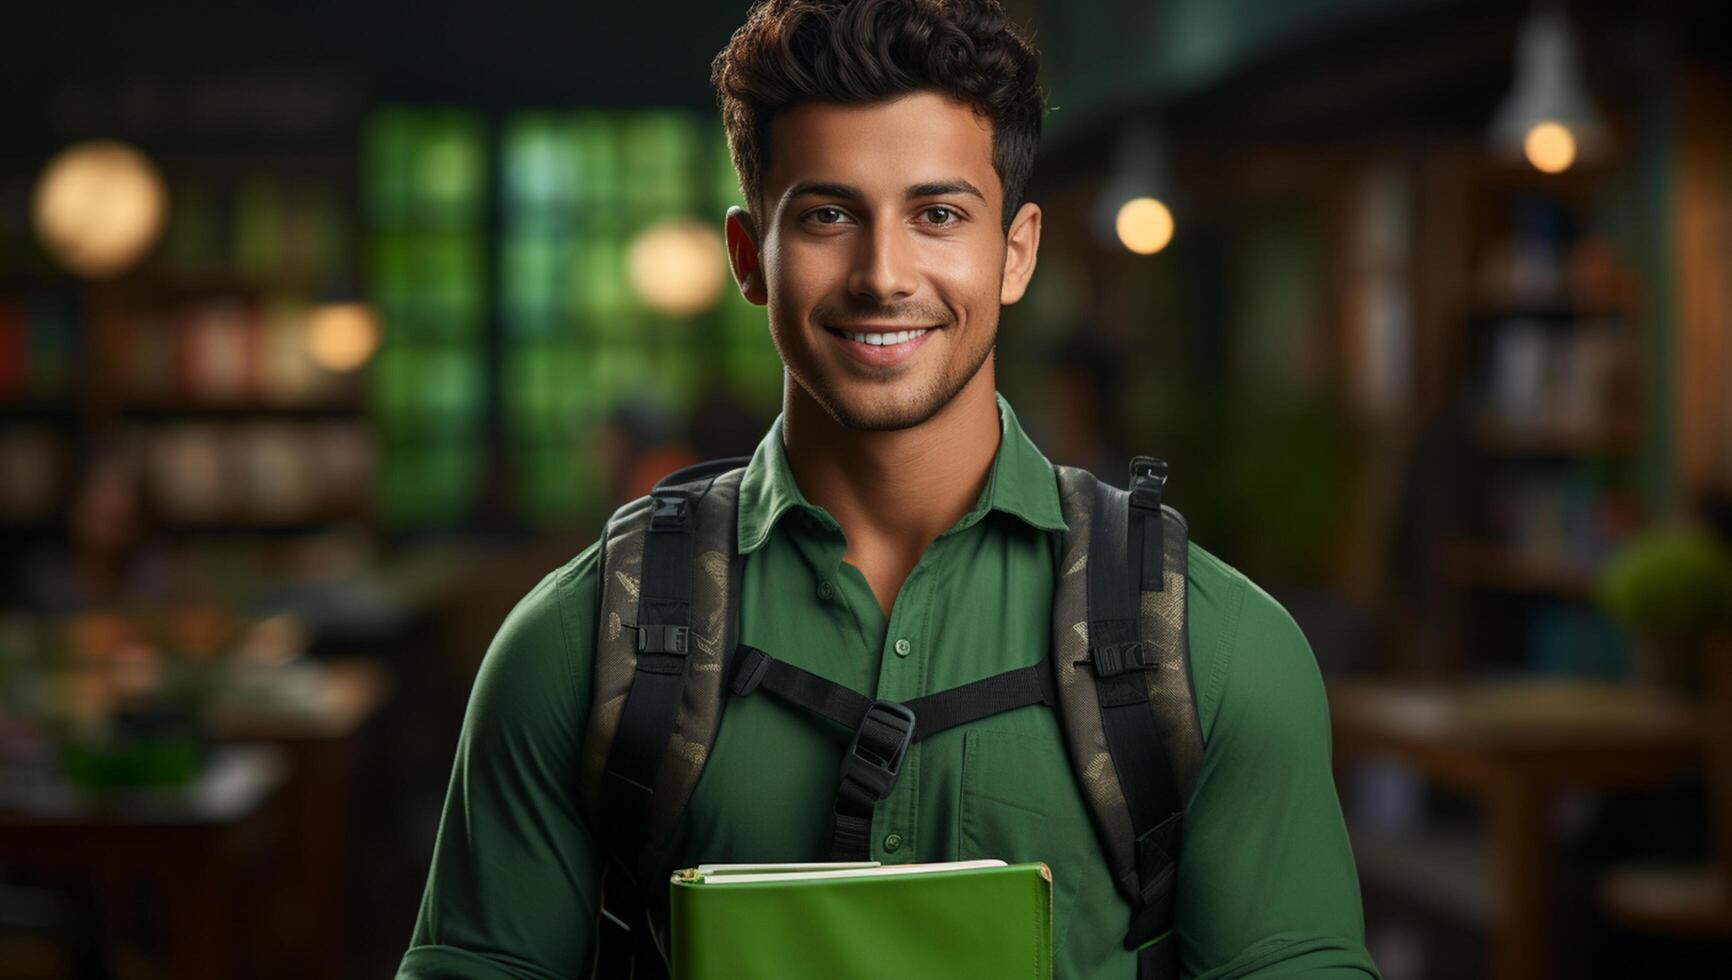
[593,862,669,980]
[599,483,699,865]
[908,663,1054,735]
[728,645,1055,859]
[729,645,1055,739]
[729,644,869,730]
[1087,463,1185,967]
[1137,928,1179,980]
[1130,457,1168,593]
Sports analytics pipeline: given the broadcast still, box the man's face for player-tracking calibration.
[725,90,1041,431]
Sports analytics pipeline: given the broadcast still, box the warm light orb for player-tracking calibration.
[306,303,381,372]
[1115,197,1175,255]
[32,140,169,279]
[1524,121,1577,174]
[627,219,728,316]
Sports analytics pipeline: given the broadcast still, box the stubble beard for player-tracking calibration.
[778,321,997,433]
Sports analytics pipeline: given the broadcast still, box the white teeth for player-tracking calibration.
[843,328,929,346]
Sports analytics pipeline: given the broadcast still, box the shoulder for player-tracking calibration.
[462,540,605,751]
[1183,540,1324,746]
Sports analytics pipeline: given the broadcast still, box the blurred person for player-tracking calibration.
[399,2,1376,979]
[13,438,173,615]
[1029,328,1132,480]
[597,401,700,506]
[687,377,772,461]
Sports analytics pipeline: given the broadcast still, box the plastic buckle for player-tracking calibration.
[1128,456,1167,511]
[1090,640,1155,677]
[841,700,917,802]
[635,624,689,657]
[649,489,691,530]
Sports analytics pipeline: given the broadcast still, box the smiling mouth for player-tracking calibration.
[822,325,937,347]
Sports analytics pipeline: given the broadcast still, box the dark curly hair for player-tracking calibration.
[710,0,1045,234]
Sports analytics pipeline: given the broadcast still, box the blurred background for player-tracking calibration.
[2,0,1731,977]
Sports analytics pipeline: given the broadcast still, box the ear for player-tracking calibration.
[999,200,1042,305]
[725,206,768,306]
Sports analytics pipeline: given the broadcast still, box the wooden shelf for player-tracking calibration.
[1599,867,1732,937]
[1472,418,1639,457]
[119,402,364,421]
[1467,302,1630,322]
[1443,542,1600,599]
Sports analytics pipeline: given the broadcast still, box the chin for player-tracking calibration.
[800,370,964,432]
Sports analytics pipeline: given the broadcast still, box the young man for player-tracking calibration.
[397,2,1379,978]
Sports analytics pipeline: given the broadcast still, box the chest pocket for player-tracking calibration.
[959,726,1102,968]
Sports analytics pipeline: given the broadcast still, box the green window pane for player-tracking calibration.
[568,237,632,321]
[421,345,486,437]
[364,107,418,229]
[414,111,488,230]
[572,112,620,207]
[503,235,576,320]
[377,444,481,527]
[505,341,586,443]
[422,232,491,323]
[370,234,415,318]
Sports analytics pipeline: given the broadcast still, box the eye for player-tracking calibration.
[806,206,851,225]
[921,205,962,226]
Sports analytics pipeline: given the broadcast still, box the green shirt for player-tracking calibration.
[398,394,1379,980]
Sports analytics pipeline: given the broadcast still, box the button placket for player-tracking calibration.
[873,540,943,864]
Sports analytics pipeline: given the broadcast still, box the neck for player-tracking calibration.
[782,364,1001,556]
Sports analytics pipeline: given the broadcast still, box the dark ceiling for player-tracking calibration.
[2,0,755,153]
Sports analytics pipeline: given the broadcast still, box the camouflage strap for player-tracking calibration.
[581,466,745,888]
[1050,462,1202,968]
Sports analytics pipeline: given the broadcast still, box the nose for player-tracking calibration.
[846,216,918,304]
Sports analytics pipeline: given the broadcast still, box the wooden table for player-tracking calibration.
[209,658,392,980]
[1328,678,1705,980]
[0,746,290,980]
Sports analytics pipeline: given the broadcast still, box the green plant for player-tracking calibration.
[1597,525,1732,634]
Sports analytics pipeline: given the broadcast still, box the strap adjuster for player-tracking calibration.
[729,645,772,696]
[1129,456,1167,511]
[1090,640,1156,677]
[840,700,917,802]
[649,489,691,529]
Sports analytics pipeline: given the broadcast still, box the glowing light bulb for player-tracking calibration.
[1115,197,1174,255]
[1524,121,1577,174]
[32,140,169,279]
[627,219,728,316]
[306,303,380,372]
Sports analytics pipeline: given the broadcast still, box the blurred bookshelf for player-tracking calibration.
[0,94,375,541]
[2,95,783,545]
[1428,148,1649,677]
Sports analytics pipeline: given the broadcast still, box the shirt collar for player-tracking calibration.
[736,392,1067,555]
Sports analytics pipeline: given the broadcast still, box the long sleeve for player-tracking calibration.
[1176,568,1381,979]
[397,544,603,980]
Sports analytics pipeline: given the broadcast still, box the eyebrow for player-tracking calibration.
[781,179,987,208]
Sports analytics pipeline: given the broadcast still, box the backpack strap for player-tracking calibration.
[726,644,1056,860]
[579,459,749,889]
[1051,458,1203,978]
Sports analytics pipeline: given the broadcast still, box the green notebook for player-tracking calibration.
[668,858,1053,980]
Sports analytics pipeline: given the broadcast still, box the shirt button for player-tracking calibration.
[883,833,903,852]
[893,638,911,657]
[818,581,834,600]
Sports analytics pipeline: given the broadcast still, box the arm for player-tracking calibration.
[397,545,603,980]
[1177,573,1381,979]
